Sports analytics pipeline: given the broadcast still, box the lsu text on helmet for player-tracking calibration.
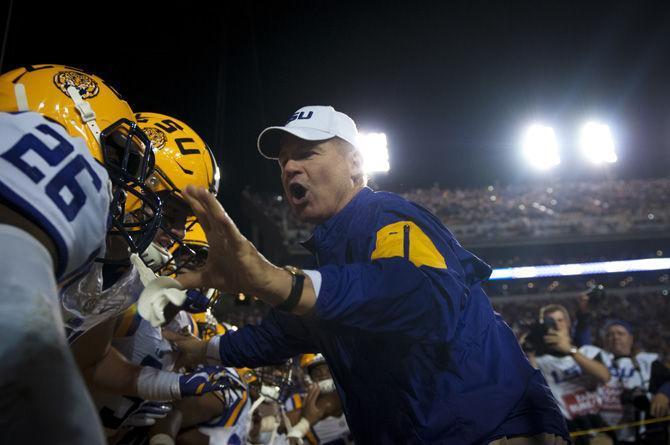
[132,112,219,272]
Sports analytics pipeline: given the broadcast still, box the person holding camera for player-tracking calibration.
[526,304,612,443]
[599,319,670,444]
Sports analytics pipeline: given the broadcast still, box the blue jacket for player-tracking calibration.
[215,188,568,444]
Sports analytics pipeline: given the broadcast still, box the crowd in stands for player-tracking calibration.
[403,178,670,243]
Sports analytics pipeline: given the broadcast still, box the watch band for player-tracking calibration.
[275,266,305,312]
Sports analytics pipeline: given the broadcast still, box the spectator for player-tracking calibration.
[598,319,670,444]
[526,304,612,444]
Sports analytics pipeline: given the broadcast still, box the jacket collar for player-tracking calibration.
[301,187,373,255]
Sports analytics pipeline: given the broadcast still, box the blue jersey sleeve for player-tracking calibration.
[314,258,462,341]
[216,310,317,367]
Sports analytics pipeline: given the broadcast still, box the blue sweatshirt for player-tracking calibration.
[214,188,568,444]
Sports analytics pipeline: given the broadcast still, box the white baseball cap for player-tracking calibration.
[257,105,358,159]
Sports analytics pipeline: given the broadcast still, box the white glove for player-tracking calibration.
[141,241,171,271]
[133,254,187,327]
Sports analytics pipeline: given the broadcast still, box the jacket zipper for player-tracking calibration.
[403,224,410,261]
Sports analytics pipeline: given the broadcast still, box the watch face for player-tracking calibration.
[283,265,301,275]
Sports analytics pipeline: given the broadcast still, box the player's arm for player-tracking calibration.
[150,388,242,445]
[72,316,144,396]
[147,394,226,445]
[73,316,230,400]
[285,386,323,444]
[0,204,58,267]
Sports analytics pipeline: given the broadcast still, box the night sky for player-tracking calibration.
[2,0,670,222]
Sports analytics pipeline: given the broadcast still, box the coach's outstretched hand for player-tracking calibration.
[177,186,315,313]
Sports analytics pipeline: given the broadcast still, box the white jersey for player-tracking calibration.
[0,111,109,282]
[535,345,606,419]
[198,368,253,445]
[312,414,352,444]
[599,351,659,441]
[111,305,182,370]
[60,263,144,344]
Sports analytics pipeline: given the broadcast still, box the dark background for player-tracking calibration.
[3,0,670,227]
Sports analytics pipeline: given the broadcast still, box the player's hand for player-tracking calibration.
[178,365,231,398]
[177,186,289,304]
[543,329,573,355]
[181,288,212,313]
[163,329,209,368]
[651,392,669,418]
[302,384,325,425]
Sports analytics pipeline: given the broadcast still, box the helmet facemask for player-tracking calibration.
[99,119,162,262]
[256,361,295,403]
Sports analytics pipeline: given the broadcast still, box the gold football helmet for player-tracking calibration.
[192,309,227,341]
[299,353,327,370]
[237,367,259,385]
[131,112,219,272]
[0,64,161,255]
[133,112,219,201]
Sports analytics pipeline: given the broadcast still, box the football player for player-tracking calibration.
[133,112,219,275]
[65,112,223,413]
[284,354,352,445]
[96,224,219,440]
[135,220,249,445]
[0,64,158,444]
[146,316,254,445]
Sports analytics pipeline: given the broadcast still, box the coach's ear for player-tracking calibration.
[349,148,366,187]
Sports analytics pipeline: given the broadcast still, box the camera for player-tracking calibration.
[586,284,606,307]
[620,387,650,412]
[524,316,559,356]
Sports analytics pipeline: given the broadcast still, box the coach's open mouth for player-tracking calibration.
[289,183,308,202]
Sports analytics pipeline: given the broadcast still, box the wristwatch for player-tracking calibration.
[275,265,305,312]
[568,346,578,356]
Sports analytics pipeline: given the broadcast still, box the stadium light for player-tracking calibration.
[490,257,670,280]
[521,124,560,170]
[357,132,390,174]
[580,122,617,164]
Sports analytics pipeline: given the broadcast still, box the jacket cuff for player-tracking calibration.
[302,269,322,298]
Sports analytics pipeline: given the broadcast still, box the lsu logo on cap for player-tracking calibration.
[53,71,100,99]
[286,110,313,124]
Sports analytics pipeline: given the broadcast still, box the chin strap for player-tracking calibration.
[140,241,171,272]
[67,85,102,143]
[14,83,29,111]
